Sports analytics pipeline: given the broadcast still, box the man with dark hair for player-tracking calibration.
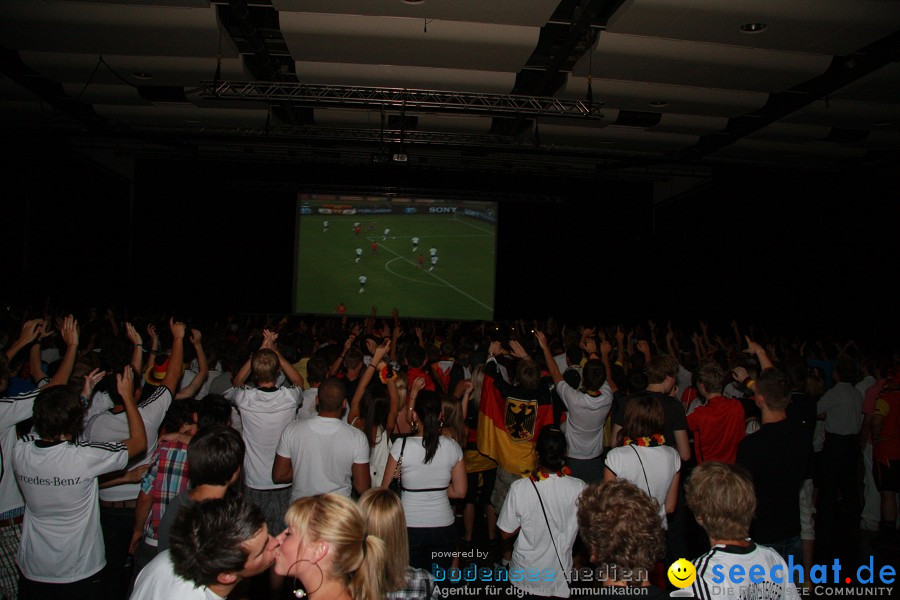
[611,353,691,461]
[156,425,246,553]
[131,497,279,600]
[297,356,327,420]
[536,331,612,483]
[272,377,370,500]
[737,366,811,563]
[687,361,745,464]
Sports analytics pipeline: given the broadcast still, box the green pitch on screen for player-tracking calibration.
[294,214,496,320]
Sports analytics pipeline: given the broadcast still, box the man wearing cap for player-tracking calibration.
[83,319,186,598]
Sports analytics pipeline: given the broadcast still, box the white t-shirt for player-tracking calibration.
[276,416,369,502]
[84,386,172,502]
[0,382,47,514]
[430,256,438,265]
[692,542,800,600]
[554,380,613,459]
[226,385,301,489]
[359,275,367,285]
[429,248,437,256]
[817,382,863,435]
[296,387,318,420]
[13,436,128,583]
[356,248,362,256]
[412,237,420,245]
[132,550,223,600]
[390,436,462,528]
[604,444,680,528]
[497,474,586,598]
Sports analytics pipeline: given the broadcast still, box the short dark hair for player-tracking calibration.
[318,377,346,412]
[33,386,85,441]
[188,425,245,487]
[755,367,792,411]
[405,345,427,369]
[582,359,607,391]
[515,360,541,391]
[536,425,567,471]
[622,392,664,438]
[306,356,327,386]
[162,399,196,433]
[169,496,265,587]
[196,394,233,430]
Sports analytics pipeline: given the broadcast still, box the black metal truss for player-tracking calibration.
[200,81,605,121]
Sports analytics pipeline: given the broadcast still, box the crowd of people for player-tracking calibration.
[0,306,897,600]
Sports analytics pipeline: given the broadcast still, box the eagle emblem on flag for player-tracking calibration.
[504,397,537,441]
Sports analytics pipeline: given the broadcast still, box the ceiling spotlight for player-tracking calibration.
[739,22,767,34]
[648,101,669,108]
[402,0,425,4]
[132,72,153,80]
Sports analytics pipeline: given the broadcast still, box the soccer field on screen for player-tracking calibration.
[294,213,497,320]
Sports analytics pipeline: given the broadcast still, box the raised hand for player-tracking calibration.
[116,365,134,400]
[81,368,106,400]
[60,315,79,347]
[125,322,142,346]
[169,318,186,340]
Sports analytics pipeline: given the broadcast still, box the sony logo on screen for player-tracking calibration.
[428,207,457,214]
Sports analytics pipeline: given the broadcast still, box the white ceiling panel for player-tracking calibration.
[280,13,538,72]
[0,0,232,57]
[609,0,900,55]
[273,0,559,28]
[293,62,515,93]
[580,33,831,93]
[559,77,768,117]
[19,52,247,88]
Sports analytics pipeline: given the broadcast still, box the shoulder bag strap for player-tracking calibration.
[529,478,569,586]
[630,444,652,496]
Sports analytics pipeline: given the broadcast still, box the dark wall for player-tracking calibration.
[3,145,892,341]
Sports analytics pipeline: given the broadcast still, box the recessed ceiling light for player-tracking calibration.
[184,119,200,124]
[739,22,767,33]
[132,72,153,80]
[402,0,425,4]
[648,101,669,108]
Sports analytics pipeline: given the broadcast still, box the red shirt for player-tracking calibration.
[687,395,745,464]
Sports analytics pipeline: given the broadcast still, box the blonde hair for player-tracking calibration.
[284,494,386,600]
[441,394,466,447]
[251,349,279,385]
[358,489,408,592]
[685,461,756,541]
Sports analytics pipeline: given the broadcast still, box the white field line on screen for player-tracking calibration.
[384,258,445,287]
[376,243,493,311]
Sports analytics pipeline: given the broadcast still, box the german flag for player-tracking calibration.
[477,372,554,475]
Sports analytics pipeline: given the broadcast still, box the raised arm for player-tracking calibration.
[125,322,144,377]
[348,340,390,427]
[7,319,42,363]
[535,331,563,385]
[744,336,774,371]
[117,366,148,458]
[328,333,357,377]
[163,319,185,396]
[49,315,79,387]
[175,329,209,400]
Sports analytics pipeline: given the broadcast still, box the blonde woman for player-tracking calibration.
[359,488,437,599]
[274,494,386,600]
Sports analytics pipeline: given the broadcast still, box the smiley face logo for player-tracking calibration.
[668,558,696,588]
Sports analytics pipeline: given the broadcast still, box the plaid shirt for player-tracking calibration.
[140,439,190,542]
[386,567,440,600]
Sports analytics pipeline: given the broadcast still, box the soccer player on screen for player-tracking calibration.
[383,228,390,240]
[358,274,367,294]
[323,220,329,232]
[429,247,437,257]
[417,254,425,269]
[355,248,362,263]
[412,236,420,252]
[371,241,378,255]
[429,255,438,272]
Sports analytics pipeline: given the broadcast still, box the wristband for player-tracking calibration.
[135,344,143,349]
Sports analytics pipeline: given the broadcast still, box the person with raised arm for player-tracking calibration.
[13,363,146,598]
